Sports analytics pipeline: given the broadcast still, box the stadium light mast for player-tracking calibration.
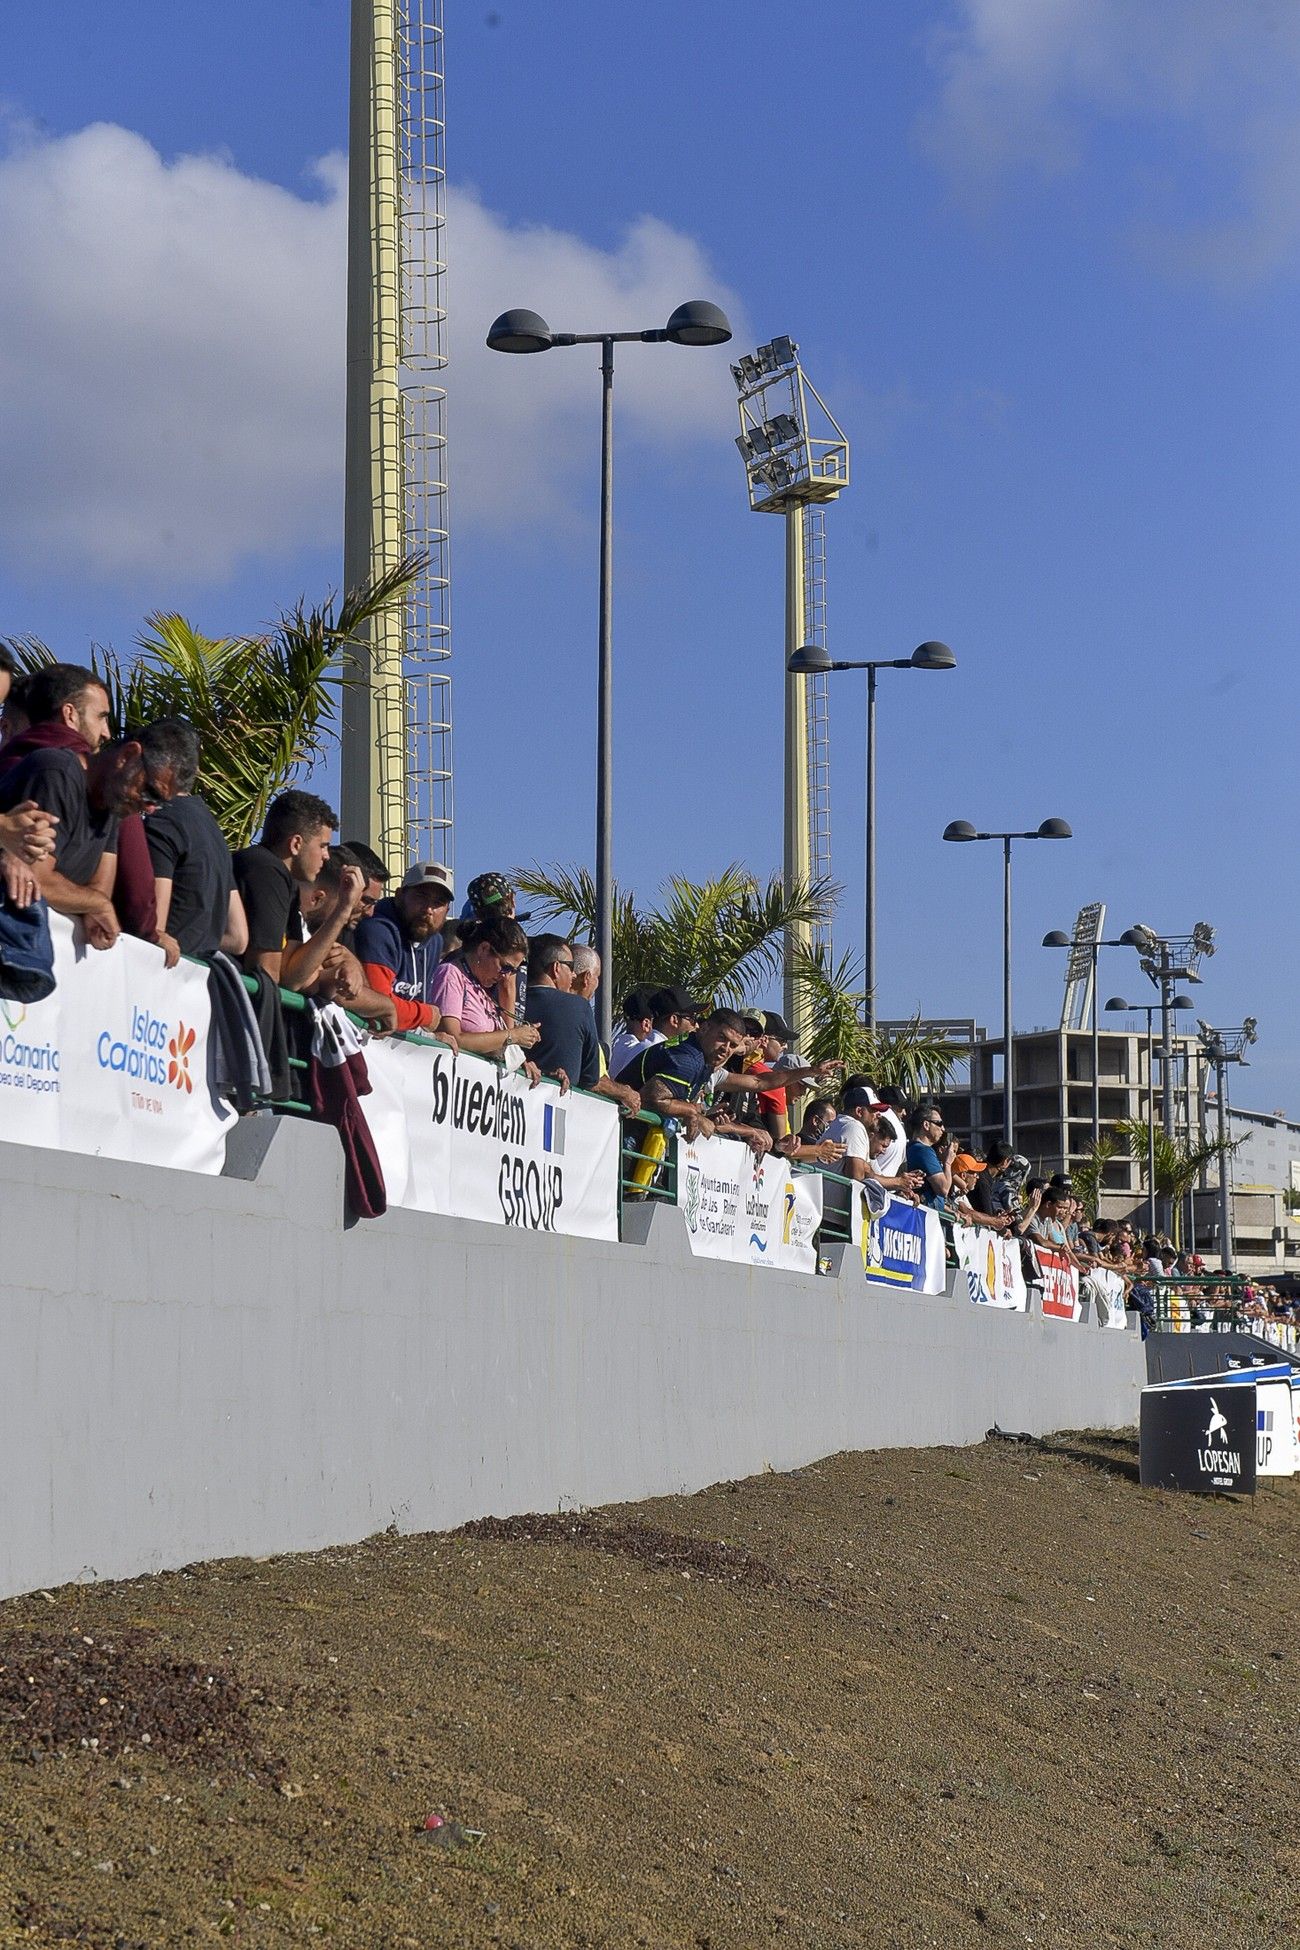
[732,338,849,1043]
[342,0,453,873]
[1197,1017,1257,1272]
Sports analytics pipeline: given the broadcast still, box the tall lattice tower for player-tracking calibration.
[732,337,849,1035]
[342,0,452,871]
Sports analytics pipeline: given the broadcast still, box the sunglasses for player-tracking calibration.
[495,958,524,976]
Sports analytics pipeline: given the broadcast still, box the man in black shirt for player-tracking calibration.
[234,789,361,993]
[523,934,639,1109]
[139,720,244,960]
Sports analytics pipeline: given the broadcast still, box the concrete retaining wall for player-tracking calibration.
[0,1121,1143,1600]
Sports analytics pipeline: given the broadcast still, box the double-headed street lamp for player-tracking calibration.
[942,818,1073,1147]
[787,639,956,1030]
[1197,1017,1258,1272]
[1041,925,1143,1147]
[1104,994,1195,1235]
[487,299,733,1044]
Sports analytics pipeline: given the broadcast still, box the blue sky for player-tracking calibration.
[3,1,1297,1108]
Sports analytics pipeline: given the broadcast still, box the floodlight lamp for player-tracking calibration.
[1129,924,1158,953]
[769,335,797,367]
[943,820,979,843]
[755,342,777,372]
[730,363,746,391]
[911,640,956,671]
[1036,818,1073,840]
[1116,928,1143,946]
[486,308,554,354]
[1243,1016,1258,1043]
[665,300,732,347]
[1104,997,1133,1014]
[1170,994,1194,1011]
[1197,1019,1212,1039]
[787,643,833,676]
[1192,922,1216,955]
[765,458,791,487]
[1042,931,1072,948]
[770,412,800,443]
[747,425,772,455]
[735,434,753,461]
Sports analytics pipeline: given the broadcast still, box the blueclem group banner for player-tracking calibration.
[0,912,234,1173]
[952,1224,1028,1311]
[674,1134,823,1273]
[364,1039,620,1241]
[854,1189,947,1294]
[1035,1244,1082,1322]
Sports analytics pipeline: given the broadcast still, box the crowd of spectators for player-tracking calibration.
[0,657,1293,1331]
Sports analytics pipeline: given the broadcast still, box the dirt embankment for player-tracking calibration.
[1,1431,1296,1950]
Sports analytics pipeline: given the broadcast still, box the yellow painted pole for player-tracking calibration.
[783,504,812,1043]
[342,0,408,871]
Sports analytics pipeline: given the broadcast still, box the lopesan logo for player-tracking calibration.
[1197,1398,1242,1479]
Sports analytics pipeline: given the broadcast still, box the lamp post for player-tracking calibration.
[1196,1018,1258,1272]
[788,640,955,1030]
[1126,923,1215,1233]
[487,299,733,1044]
[1105,994,1195,1236]
[942,818,1073,1146]
[1041,926,1143,1148]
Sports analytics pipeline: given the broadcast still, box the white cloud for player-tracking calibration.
[0,121,744,585]
[919,0,1300,283]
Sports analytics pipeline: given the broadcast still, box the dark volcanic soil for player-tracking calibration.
[0,1432,1296,1950]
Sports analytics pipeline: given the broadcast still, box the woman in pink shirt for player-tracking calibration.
[428,915,541,1061]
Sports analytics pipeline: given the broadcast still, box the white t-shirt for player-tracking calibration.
[826,1114,871,1168]
[874,1109,906,1177]
[610,1026,662,1078]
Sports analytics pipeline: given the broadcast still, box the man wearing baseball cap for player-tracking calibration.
[710,1010,840,1144]
[949,1152,1012,1231]
[825,1086,925,1194]
[354,859,455,1035]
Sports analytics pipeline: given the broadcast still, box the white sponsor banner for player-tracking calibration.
[1255,1380,1298,1479]
[1085,1265,1130,1329]
[953,1224,1028,1311]
[1036,1244,1082,1322]
[675,1134,823,1273]
[0,911,234,1174]
[365,1040,620,1241]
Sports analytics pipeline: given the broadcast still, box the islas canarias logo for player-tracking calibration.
[167,1022,195,1093]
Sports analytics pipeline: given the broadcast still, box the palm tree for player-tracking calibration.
[513,861,832,1008]
[1112,1118,1243,1247]
[791,944,963,1096]
[1069,1133,1121,1221]
[4,559,418,847]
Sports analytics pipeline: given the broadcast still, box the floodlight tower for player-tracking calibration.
[342,0,452,872]
[1197,1017,1258,1271]
[732,337,849,1038]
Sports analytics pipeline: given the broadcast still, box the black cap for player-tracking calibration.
[761,1010,793,1042]
[652,984,705,1019]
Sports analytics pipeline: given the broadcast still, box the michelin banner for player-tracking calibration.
[674,1134,823,1273]
[952,1224,1028,1311]
[853,1187,947,1294]
[0,911,234,1174]
[365,1038,621,1242]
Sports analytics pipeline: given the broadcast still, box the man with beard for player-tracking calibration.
[354,860,455,1034]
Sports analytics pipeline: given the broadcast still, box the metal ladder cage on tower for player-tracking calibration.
[801,503,832,947]
[398,0,453,865]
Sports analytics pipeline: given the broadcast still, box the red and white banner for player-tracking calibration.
[0,912,234,1174]
[1036,1245,1082,1322]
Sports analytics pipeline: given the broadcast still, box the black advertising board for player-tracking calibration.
[1139,1385,1257,1495]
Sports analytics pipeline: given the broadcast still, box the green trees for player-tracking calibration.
[4,561,415,847]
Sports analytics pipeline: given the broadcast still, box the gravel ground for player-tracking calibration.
[0,1430,1296,1949]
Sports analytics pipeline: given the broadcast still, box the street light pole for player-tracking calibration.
[488,299,733,1047]
[943,817,1073,1148]
[596,337,615,1035]
[1106,993,1197,1237]
[1196,1018,1258,1274]
[790,640,955,1033]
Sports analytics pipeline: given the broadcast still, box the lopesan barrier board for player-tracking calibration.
[1139,1384,1257,1494]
